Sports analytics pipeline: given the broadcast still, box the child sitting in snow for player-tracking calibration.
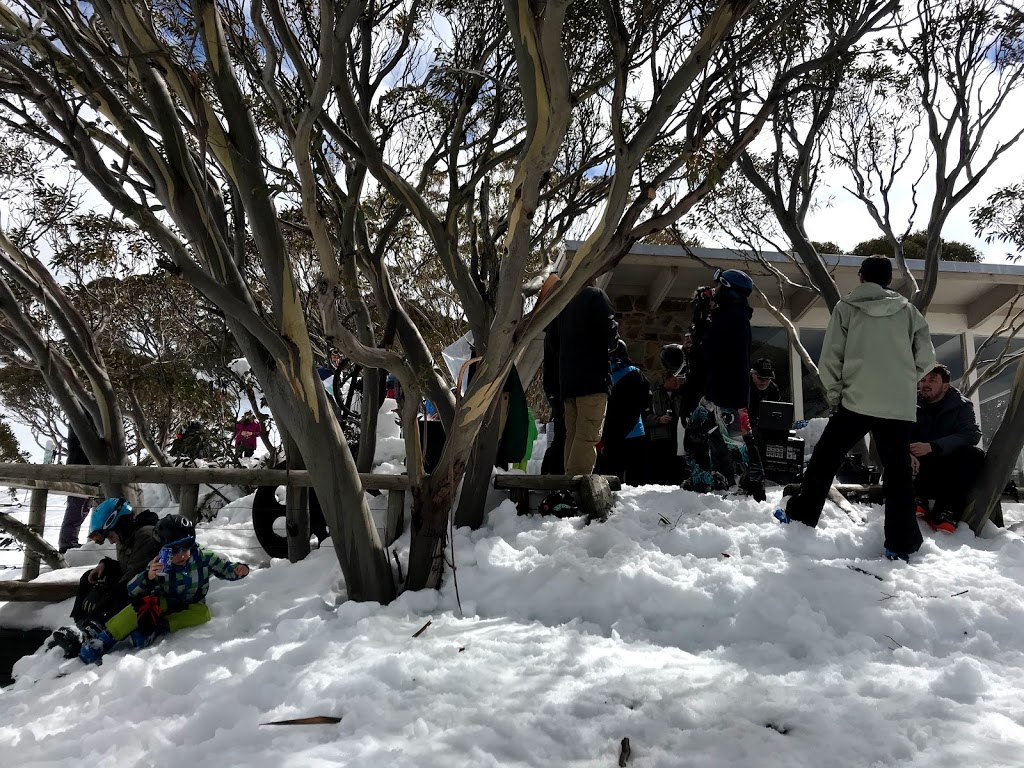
[78,514,249,664]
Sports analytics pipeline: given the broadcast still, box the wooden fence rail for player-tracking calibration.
[0,463,413,594]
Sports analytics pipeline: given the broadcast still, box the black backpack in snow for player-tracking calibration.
[538,490,578,517]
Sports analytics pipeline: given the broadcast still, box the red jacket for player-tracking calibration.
[234,419,261,449]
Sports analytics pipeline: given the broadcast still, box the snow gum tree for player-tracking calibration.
[0,0,898,597]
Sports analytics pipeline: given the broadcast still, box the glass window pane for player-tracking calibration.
[931,334,963,382]
[751,326,791,401]
[799,328,829,419]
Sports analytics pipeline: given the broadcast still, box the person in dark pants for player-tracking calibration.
[683,269,766,499]
[553,280,619,476]
[748,359,781,429]
[911,364,984,533]
[645,371,684,485]
[58,424,92,554]
[777,256,936,561]
[596,342,650,484]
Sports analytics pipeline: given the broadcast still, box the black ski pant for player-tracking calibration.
[915,446,986,523]
[647,438,683,485]
[786,406,922,557]
[69,569,131,627]
[541,403,566,475]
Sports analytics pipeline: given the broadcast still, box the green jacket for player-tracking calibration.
[819,283,935,422]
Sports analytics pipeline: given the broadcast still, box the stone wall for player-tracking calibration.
[613,295,693,381]
[522,294,694,420]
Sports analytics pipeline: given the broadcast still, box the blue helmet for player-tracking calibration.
[714,268,753,297]
[88,497,133,540]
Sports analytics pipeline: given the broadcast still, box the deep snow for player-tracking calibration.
[3,407,1024,766]
[4,477,1024,767]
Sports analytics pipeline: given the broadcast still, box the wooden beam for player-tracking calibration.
[493,474,622,492]
[0,463,412,491]
[0,581,78,602]
[966,284,1023,329]
[0,477,99,498]
[647,267,680,311]
[788,288,819,322]
[384,490,405,546]
[0,510,67,571]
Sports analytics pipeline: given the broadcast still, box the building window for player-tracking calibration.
[931,334,964,382]
[799,328,829,419]
[752,326,792,402]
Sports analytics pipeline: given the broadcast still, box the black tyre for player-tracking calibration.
[252,471,329,559]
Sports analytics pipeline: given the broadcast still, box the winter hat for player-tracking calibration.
[752,359,775,379]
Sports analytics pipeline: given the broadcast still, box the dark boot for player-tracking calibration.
[47,626,83,659]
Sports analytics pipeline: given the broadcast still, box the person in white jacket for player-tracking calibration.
[776,256,936,561]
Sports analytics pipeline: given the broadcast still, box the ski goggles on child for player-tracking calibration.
[713,268,730,288]
[161,536,195,555]
[88,498,127,542]
[158,537,195,568]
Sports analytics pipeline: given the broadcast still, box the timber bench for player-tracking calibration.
[493,474,622,523]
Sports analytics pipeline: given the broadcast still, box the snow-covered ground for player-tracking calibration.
[3,477,1024,767]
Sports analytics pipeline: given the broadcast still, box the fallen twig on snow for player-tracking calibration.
[412,620,432,638]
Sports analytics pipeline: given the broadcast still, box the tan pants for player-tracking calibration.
[563,393,608,476]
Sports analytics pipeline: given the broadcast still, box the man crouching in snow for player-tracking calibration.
[78,514,250,664]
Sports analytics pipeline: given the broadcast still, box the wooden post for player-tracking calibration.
[577,475,613,524]
[511,488,531,515]
[283,432,311,562]
[286,485,311,562]
[384,489,405,546]
[178,484,199,522]
[21,488,47,581]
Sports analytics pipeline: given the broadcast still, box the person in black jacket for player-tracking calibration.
[57,424,93,553]
[596,342,650,484]
[911,364,985,532]
[645,371,684,485]
[683,269,766,500]
[554,281,620,475]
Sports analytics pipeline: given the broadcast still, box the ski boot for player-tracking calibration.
[79,627,117,664]
[884,549,910,563]
[47,626,84,659]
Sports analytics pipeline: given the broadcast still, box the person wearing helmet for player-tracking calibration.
[682,268,766,500]
[47,497,161,658]
[596,341,650,484]
[78,514,250,664]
